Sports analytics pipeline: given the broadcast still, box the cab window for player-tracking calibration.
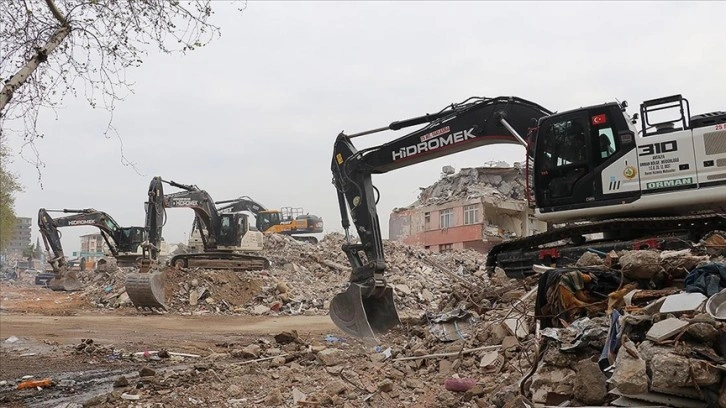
[539,118,588,169]
[595,127,617,161]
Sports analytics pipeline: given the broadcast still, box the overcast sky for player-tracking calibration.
[5,1,726,254]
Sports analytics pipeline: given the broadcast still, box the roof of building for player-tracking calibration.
[393,163,527,211]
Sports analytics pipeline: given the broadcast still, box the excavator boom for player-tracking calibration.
[330,96,551,341]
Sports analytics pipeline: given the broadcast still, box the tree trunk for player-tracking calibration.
[0,25,71,115]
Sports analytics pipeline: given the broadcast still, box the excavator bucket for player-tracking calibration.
[330,283,400,343]
[47,270,81,292]
[125,270,167,310]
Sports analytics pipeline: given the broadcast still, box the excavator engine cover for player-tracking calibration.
[330,282,400,343]
[48,270,81,292]
[125,270,167,310]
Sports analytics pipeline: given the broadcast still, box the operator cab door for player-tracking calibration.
[218,214,237,246]
[534,104,640,212]
[256,212,281,232]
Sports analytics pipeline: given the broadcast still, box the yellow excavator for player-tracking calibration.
[214,197,324,244]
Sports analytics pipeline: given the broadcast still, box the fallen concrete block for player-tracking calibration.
[645,317,688,342]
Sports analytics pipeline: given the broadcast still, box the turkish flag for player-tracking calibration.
[591,114,607,126]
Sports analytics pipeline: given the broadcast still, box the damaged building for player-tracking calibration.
[389,163,547,253]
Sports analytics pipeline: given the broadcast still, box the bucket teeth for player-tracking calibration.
[329,283,400,344]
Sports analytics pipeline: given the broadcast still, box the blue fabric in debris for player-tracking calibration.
[684,263,726,297]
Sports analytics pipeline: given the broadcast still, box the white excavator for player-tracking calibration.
[330,94,726,340]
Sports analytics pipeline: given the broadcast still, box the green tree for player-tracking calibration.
[35,237,43,259]
[0,134,22,250]
[22,243,36,264]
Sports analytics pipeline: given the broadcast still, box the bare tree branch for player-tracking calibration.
[44,0,68,25]
[0,0,243,179]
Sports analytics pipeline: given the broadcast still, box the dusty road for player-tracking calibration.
[1,313,336,348]
[0,284,349,407]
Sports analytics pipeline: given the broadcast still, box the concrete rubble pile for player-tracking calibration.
[405,163,527,208]
[75,265,544,408]
[70,229,726,408]
[524,231,726,408]
[78,233,493,317]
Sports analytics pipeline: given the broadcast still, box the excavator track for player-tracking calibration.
[169,252,271,270]
[487,213,726,278]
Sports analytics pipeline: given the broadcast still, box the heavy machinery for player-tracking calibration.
[330,94,726,341]
[37,208,146,291]
[213,196,324,244]
[125,177,271,309]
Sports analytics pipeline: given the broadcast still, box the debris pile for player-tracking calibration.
[79,233,493,317]
[69,230,726,407]
[401,164,527,208]
[524,236,726,407]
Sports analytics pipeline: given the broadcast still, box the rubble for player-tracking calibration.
[79,232,501,320]
[525,244,726,407]
[6,226,725,408]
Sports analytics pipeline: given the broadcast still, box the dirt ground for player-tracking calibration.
[1,282,472,408]
[0,283,360,407]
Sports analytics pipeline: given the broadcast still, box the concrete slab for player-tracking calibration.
[659,292,707,314]
[645,317,689,342]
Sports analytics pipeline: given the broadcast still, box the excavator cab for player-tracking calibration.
[256,210,282,232]
[531,103,640,211]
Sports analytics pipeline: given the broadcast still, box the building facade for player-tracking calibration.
[4,217,32,260]
[389,166,548,254]
[74,233,108,269]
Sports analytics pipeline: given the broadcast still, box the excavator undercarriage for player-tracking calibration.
[488,213,726,278]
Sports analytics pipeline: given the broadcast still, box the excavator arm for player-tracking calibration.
[37,208,145,291]
[144,176,222,254]
[330,96,551,340]
[216,196,267,215]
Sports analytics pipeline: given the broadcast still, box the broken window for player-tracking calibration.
[440,243,453,252]
[464,204,479,225]
[440,209,454,229]
[424,212,431,230]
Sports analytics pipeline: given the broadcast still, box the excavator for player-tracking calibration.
[330,94,726,341]
[213,196,324,244]
[124,177,271,309]
[37,208,146,291]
